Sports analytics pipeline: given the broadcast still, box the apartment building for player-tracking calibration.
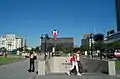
[0,34,26,51]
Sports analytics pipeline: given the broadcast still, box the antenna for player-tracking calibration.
[93,26,96,34]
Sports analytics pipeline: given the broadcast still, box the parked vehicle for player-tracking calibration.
[101,49,114,58]
[114,49,120,60]
[22,53,30,58]
[0,52,3,56]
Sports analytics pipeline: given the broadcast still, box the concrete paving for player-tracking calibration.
[35,73,119,79]
[0,54,119,79]
[0,59,36,79]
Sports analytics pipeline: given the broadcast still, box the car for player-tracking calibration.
[114,49,120,60]
[0,52,3,56]
[22,53,30,58]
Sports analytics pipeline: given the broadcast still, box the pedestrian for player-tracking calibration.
[28,52,35,72]
[4,52,7,58]
[76,50,83,74]
[44,52,48,60]
[66,53,81,76]
[33,52,37,60]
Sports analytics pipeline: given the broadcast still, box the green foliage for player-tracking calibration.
[34,46,40,53]
[25,49,30,53]
[110,41,120,49]
[80,45,89,51]
[56,45,64,51]
[17,47,23,52]
[94,40,120,50]
[116,61,120,70]
[29,46,41,53]
[0,47,7,52]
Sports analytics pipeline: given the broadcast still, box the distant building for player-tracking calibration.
[41,38,74,52]
[81,34,94,47]
[0,34,26,51]
[105,31,120,43]
[104,0,120,43]
[16,37,23,49]
[81,38,89,46]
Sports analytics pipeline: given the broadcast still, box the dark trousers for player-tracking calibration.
[29,58,35,71]
[77,61,83,73]
[70,61,83,74]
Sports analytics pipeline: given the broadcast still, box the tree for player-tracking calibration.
[0,47,7,58]
[0,47,7,52]
[30,48,35,52]
[102,41,120,50]
[34,46,40,53]
[25,48,30,53]
[80,45,89,51]
[17,47,23,52]
[110,41,120,49]
[56,45,64,51]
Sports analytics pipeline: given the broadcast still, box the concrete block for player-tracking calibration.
[47,57,71,73]
[47,57,116,75]
[47,58,54,73]
[53,57,71,73]
[108,61,116,75]
[38,61,45,75]
[80,58,108,73]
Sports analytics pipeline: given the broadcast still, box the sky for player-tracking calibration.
[0,0,117,47]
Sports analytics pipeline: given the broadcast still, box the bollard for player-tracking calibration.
[108,61,116,75]
[38,61,45,75]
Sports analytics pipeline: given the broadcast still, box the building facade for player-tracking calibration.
[16,37,23,49]
[81,34,94,47]
[41,38,74,52]
[104,0,120,43]
[0,34,26,51]
[116,0,120,31]
[105,31,120,43]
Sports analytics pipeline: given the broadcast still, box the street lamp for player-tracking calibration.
[94,34,104,60]
[52,29,58,56]
[40,34,49,60]
[89,34,94,58]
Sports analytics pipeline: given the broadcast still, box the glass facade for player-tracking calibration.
[116,0,120,31]
[105,32,120,43]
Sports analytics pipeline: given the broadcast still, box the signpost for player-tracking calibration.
[52,29,58,56]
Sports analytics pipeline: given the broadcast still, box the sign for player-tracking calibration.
[52,29,58,36]
[52,29,58,40]
[61,60,71,68]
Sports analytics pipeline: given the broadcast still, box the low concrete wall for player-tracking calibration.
[46,57,116,75]
[38,61,45,75]
[47,57,71,73]
[80,58,108,73]
[80,58,116,75]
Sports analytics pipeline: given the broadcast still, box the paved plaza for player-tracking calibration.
[0,55,119,79]
[35,73,119,79]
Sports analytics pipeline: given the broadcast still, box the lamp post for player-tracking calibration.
[52,29,58,56]
[41,34,49,60]
[94,34,104,60]
[90,34,94,58]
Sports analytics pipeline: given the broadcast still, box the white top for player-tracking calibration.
[30,54,34,58]
[76,53,80,61]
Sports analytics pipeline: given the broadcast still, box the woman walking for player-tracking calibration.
[66,53,81,76]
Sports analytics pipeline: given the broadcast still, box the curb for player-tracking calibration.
[29,73,37,79]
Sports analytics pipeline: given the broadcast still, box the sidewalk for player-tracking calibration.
[0,59,36,79]
[35,73,119,79]
[35,55,120,79]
